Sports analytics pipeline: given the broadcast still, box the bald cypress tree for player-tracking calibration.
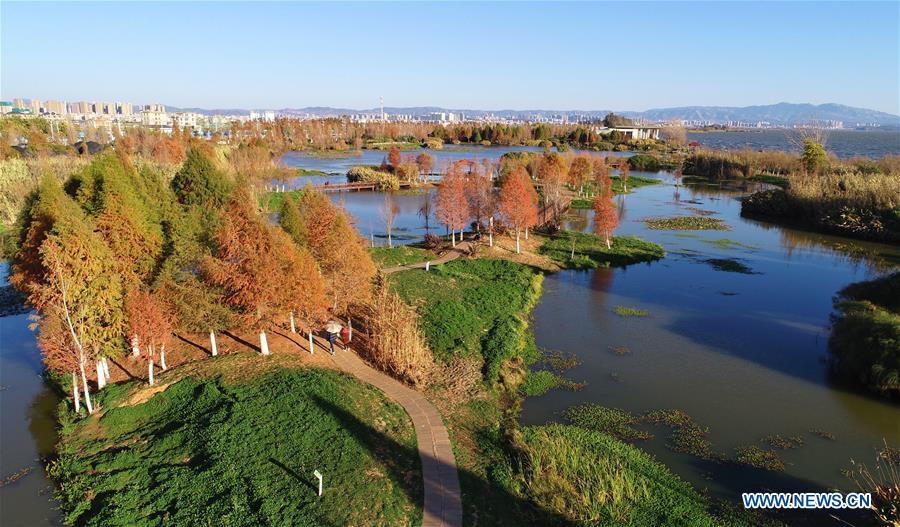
[171,147,232,208]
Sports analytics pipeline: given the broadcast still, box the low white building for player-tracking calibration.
[592,126,660,140]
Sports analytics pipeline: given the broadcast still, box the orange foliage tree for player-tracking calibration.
[280,189,375,314]
[205,189,327,355]
[125,289,172,385]
[435,162,470,246]
[620,160,630,193]
[569,154,593,196]
[499,166,539,253]
[592,156,611,196]
[415,152,434,181]
[592,195,619,249]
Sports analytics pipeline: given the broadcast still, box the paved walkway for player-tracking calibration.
[321,339,462,527]
[382,241,473,275]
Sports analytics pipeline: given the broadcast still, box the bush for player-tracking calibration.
[627,154,662,171]
[346,166,399,190]
[830,272,900,397]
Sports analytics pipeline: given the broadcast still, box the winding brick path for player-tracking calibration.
[322,341,462,527]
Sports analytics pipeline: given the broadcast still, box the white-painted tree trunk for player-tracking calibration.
[451,230,456,247]
[259,331,270,355]
[348,319,353,342]
[96,361,106,390]
[290,312,296,333]
[209,330,218,356]
[516,229,521,254]
[131,335,140,356]
[79,358,93,414]
[102,357,111,382]
[160,346,167,371]
[489,217,494,247]
[308,330,314,354]
[525,227,529,240]
[606,230,612,249]
[72,371,81,413]
[148,359,154,386]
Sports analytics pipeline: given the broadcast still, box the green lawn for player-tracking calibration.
[50,359,421,526]
[539,232,666,270]
[370,246,438,268]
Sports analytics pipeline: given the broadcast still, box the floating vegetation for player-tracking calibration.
[685,207,718,216]
[609,346,632,356]
[643,409,719,460]
[735,446,786,471]
[671,232,702,239]
[764,435,805,450]
[719,291,739,296]
[704,258,760,275]
[613,306,650,317]
[537,349,581,372]
[0,467,33,487]
[644,216,731,231]
[809,428,836,440]
[702,238,759,250]
[564,404,653,441]
[519,371,584,396]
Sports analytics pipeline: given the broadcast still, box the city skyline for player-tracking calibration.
[2,2,898,114]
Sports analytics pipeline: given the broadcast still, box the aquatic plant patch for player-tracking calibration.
[643,409,719,461]
[613,306,650,317]
[565,404,652,441]
[609,346,632,356]
[701,238,759,250]
[763,435,805,450]
[644,216,731,231]
[519,370,584,397]
[704,258,760,275]
[734,445,786,471]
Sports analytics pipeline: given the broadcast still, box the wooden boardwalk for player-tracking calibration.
[311,335,462,527]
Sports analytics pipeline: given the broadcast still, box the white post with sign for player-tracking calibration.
[314,470,323,497]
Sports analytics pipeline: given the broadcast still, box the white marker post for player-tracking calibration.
[313,470,323,497]
[425,261,430,272]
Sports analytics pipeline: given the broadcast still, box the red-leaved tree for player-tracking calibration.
[125,289,172,385]
[592,195,619,249]
[435,162,470,246]
[499,166,539,254]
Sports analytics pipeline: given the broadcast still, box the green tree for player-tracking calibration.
[171,147,232,207]
[800,138,828,175]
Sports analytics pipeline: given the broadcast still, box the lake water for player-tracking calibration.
[687,129,900,159]
[0,264,61,527]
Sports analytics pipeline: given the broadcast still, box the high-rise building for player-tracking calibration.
[30,99,43,114]
[44,100,67,115]
[12,98,25,109]
[116,102,133,115]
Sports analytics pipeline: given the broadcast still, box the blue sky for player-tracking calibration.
[2,1,898,114]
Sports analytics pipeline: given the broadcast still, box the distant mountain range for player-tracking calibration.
[165,102,900,127]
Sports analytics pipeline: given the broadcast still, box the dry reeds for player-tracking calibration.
[353,276,435,387]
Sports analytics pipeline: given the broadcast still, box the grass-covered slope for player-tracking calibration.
[370,246,438,268]
[50,360,421,526]
[387,258,542,384]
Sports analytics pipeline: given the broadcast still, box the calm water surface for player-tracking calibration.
[687,129,900,159]
[0,263,61,527]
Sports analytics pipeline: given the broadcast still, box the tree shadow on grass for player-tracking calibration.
[174,332,213,357]
[221,330,260,353]
[311,395,577,527]
[107,356,139,381]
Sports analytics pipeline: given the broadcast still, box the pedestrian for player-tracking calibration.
[340,325,350,351]
[325,320,342,356]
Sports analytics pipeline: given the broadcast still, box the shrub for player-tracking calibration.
[627,154,662,171]
[830,272,900,397]
[346,166,399,190]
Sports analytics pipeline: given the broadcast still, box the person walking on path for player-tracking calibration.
[340,324,350,351]
[325,320,342,355]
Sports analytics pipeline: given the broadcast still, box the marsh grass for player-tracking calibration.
[564,405,652,442]
[702,238,759,250]
[517,425,720,526]
[643,409,718,460]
